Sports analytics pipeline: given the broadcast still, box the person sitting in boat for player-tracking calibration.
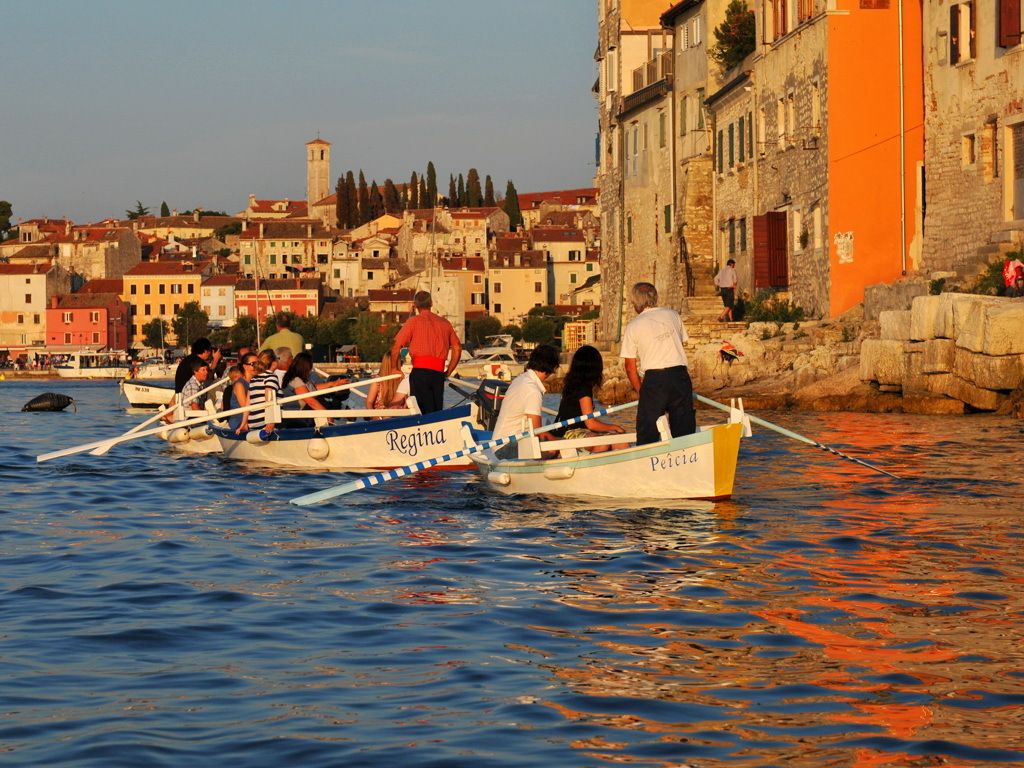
[174,338,222,395]
[228,353,258,435]
[219,364,243,412]
[364,353,409,416]
[259,312,304,357]
[180,359,212,412]
[552,345,629,453]
[491,344,561,456]
[248,349,282,436]
[274,347,293,386]
[280,352,333,427]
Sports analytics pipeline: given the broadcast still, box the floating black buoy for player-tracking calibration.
[22,393,76,412]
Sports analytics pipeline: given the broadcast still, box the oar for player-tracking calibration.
[37,374,400,463]
[289,400,639,506]
[695,393,900,479]
[95,376,228,456]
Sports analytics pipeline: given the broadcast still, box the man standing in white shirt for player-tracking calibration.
[620,282,696,445]
[714,258,739,322]
[490,345,561,453]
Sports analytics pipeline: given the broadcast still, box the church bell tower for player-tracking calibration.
[306,136,331,206]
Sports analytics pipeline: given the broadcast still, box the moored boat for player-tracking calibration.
[121,379,175,409]
[454,335,525,381]
[55,351,131,379]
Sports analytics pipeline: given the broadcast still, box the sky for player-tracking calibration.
[1,0,598,224]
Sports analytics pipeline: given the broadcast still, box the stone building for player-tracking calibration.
[121,260,213,346]
[517,188,599,229]
[921,0,1024,274]
[237,219,334,282]
[0,262,71,352]
[594,0,670,345]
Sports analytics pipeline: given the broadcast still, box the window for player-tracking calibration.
[798,0,813,22]
[793,210,803,251]
[728,123,735,167]
[24,293,31,304]
[17,314,24,324]
[366,271,374,280]
[570,273,578,284]
[474,274,482,283]
[738,116,745,162]
[739,218,747,251]
[187,284,194,294]
[173,304,180,314]
[90,311,100,323]
[159,284,165,294]
[999,0,1022,48]
[494,282,502,293]
[534,282,542,292]
[144,284,151,295]
[632,125,639,175]
[493,303,502,314]
[130,284,137,295]
[963,133,977,165]
[144,304,151,315]
[696,88,705,128]
[812,205,823,249]
[759,106,767,154]
[334,268,341,279]
[748,111,754,156]
[950,2,976,63]
[728,219,736,254]
[787,93,796,145]
[62,312,72,323]
[680,96,688,135]
[692,16,702,45]
[664,204,672,233]
[627,216,633,243]
[270,254,277,265]
[659,112,667,148]
[92,332,101,344]
[810,82,821,132]
[170,284,181,294]
[33,313,40,325]
[244,255,251,265]
[239,306,248,316]
[64,332,72,344]
[777,99,786,148]
[680,24,689,50]
[159,304,166,315]
[717,129,725,172]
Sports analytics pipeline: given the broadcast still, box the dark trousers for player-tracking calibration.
[636,366,696,445]
[410,368,445,414]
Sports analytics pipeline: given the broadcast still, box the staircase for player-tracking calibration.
[682,295,747,347]
[953,221,1024,283]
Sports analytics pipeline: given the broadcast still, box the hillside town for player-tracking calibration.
[1,0,1023,414]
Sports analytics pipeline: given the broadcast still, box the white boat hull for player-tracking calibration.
[213,404,480,471]
[56,365,130,379]
[133,362,175,380]
[472,423,743,500]
[121,380,174,409]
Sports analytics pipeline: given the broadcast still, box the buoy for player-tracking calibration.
[167,428,190,444]
[245,428,274,444]
[307,437,330,461]
[22,392,76,412]
[487,471,511,486]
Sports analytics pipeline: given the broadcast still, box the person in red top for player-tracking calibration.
[390,290,462,413]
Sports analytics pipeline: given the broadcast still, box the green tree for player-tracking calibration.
[456,173,465,207]
[209,326,231,349]
[711,0,756,72]
[230,316,257,349]
[336,174,351,228]
[503,180,523,230]
[357,170,370,224]
[126,200,150,220]
[352,312,398,362]
[484,175,496,207]
[521,315,556,345]
[500,323,523,342]
[409,171,420,209]
[0,200,12,241]
[466,168,482,207]
[160,201,171,217]
[425,161,437,206]
[215,221,242,239]
[466,315,501,346]
[383,178,402,214]
[171,301,209,350]
[142,317,169,350]
[368,180,385,220]
[448,175,457,206]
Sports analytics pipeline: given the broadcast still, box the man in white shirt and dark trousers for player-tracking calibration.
[620,282,696,445]
[490,344,561,457]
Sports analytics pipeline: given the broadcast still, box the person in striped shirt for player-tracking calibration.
[247,349,282,435]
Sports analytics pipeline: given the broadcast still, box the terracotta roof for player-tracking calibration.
[78,278,124,294]
[235,278,320,291]
[0,261,53,274]
[489,250,546,269]
[361,258,390,269]
[368,288,414,301]
[6,244,54,260]
[246,199,308,215]
[531,227,585,243]
[56,293,124,309]
[124,260,210,277]
[440,256,486,271]
[516,188,598,210]
[311,193,337,207]
[135,214,239,229]
[306,138,331,146]
[202,274,239,287]
[237,220,329,239]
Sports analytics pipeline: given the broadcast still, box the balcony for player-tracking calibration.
[621,53,673,116]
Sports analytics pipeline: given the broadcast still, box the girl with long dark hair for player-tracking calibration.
[553,345,629,452]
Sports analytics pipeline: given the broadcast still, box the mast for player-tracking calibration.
[255,259,262,348]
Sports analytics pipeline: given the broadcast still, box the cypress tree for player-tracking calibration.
[160,201,170,217]
[419,178,427,210]
[484,175,495,207]
[383,179,402,214]
[457,174,465,208]
[466,168,482,207]
[345,171,357,228]
[503,180,523,231]
[335,176,348,228]
[357,170,370,224]
[409,171,420,209]
[448,175,457,206]
[425,161,437,207]
[368,181,385,220]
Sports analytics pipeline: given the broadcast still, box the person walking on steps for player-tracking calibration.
[714,258,739,322]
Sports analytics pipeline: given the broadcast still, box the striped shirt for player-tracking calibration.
[248,372,280,429]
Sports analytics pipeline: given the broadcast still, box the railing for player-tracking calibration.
[630,52,673,94]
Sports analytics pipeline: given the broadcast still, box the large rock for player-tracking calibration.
[859,339,906,385]
[879,310,912,340]
[909,293,1004,341]
[943,374,1006,411]
[952,347,1024,391]
[909,294,944,340]
[956,302,1024,356]
[902,394,965,415]
[920,338,956,373]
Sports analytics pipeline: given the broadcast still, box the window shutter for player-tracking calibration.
[1000,0,1022,47]
[950,4,961,64]
[968,0,977,58]
[738,116,745,162]
[753,214,771,288]
[717,129,724,172]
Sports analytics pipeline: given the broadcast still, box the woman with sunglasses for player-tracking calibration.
[228,354,258,434]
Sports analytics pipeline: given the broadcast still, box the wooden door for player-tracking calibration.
[753,212,789,288]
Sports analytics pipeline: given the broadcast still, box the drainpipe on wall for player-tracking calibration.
[897,0,907,275]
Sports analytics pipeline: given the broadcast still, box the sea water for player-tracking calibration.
[2,380,1023,766]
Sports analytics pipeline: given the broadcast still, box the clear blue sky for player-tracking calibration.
[1,0,597,223]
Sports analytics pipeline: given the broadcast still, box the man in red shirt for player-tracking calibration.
[390,291,462,413]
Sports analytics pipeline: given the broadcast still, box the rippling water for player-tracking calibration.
[2,380,1023,766]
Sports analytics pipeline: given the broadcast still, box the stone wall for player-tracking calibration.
[921,0,1024,273]
[860,293,1024,411]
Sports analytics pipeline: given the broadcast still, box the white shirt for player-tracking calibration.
[491,369,546,438]
[714,264,738,289]
[620,306,689,371]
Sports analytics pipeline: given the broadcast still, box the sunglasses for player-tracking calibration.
[242,361,256,367]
